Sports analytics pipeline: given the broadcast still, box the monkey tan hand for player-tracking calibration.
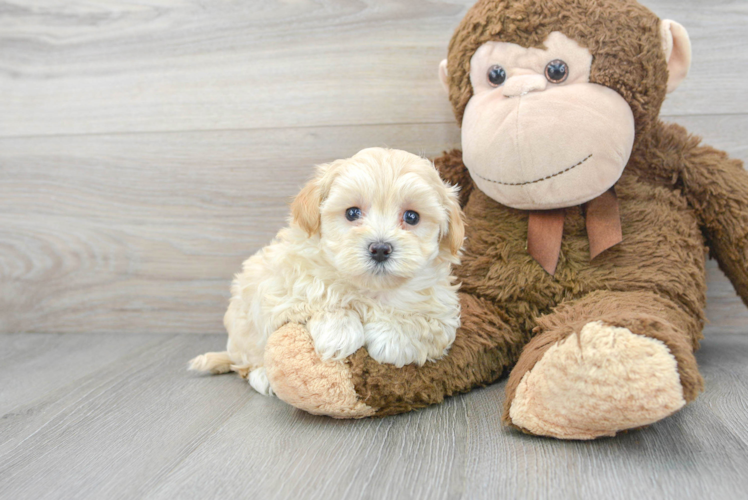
[264,0,748,440]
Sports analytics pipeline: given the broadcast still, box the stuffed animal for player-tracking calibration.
[261,0,748,439]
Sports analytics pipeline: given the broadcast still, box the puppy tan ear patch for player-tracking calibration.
[444,187,465,256]
[291,178,321,236]
[661,20,691,93]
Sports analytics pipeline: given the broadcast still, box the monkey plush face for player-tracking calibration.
[439,0,692,211]
[461,32,635,209]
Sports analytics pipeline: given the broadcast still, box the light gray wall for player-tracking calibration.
[1,0,746,334]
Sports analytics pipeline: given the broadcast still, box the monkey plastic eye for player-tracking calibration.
[486,65,507,87]
[403,210,420,226]
[545,59,569,83]
[345,207,362,221]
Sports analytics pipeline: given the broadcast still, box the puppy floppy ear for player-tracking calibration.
[291,160,344,236]
[291,177,322,236]
[442,185,466,257]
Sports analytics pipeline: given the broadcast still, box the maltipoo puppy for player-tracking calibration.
[190,147,465,395]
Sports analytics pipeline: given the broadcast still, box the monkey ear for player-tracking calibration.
[660,20,692,93]
[438,59,450,93]
[291,177,322,236]
[442,185,466,257]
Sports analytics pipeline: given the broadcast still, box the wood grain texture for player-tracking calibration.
[150,392,469,500]
[1,114,747,334]
[463,336,748,499]
[1,2,747,498]
[0,0,747,336]
[1,333,747,500]
[0,334,254,498]
[0,333,171,457]
[0,332,157,415]
[0,0,746,137]
[0,123,462,334]
[0,115,748,333]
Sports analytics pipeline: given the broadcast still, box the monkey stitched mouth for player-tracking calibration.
[475,154,593,186]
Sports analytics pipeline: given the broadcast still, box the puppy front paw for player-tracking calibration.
[364,321,425,368]
[307,309,365,361]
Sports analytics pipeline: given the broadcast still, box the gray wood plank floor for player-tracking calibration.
[1,333,747,500]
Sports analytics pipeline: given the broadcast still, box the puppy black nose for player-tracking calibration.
[369,242,393,263]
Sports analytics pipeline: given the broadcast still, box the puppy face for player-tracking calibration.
[291,148,464,289]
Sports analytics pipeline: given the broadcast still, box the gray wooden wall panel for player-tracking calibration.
[1,116,746,334]
[1,0,747,334]
[0,123,462,334]
[0,0,746,138]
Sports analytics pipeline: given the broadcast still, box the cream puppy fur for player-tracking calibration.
[190,148,465,395]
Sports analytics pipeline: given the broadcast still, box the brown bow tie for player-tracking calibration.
[527,188,622,275]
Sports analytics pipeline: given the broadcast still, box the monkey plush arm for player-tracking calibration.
[680,139,748,306]
[434,149,474,208]
[265,293,524,418]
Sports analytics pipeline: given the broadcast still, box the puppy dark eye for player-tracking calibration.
[487,65,506,87]
[403,210,420,226]
[545,59,569,83]
[345,207,362,221]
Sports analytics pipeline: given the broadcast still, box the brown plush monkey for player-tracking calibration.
[263,0,748,439]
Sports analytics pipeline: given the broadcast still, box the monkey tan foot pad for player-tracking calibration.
[264,323,376,419]
[508,321,686,440]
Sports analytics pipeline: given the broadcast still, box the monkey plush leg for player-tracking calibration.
[264,293,524,418]
[503,290,704,440]
[264,323,375,418]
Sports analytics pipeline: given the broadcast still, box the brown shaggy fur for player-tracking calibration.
[341,0,748,426]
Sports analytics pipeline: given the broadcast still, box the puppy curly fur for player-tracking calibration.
[190,148,465,394]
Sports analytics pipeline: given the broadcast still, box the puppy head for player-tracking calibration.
[291,147,464,289]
